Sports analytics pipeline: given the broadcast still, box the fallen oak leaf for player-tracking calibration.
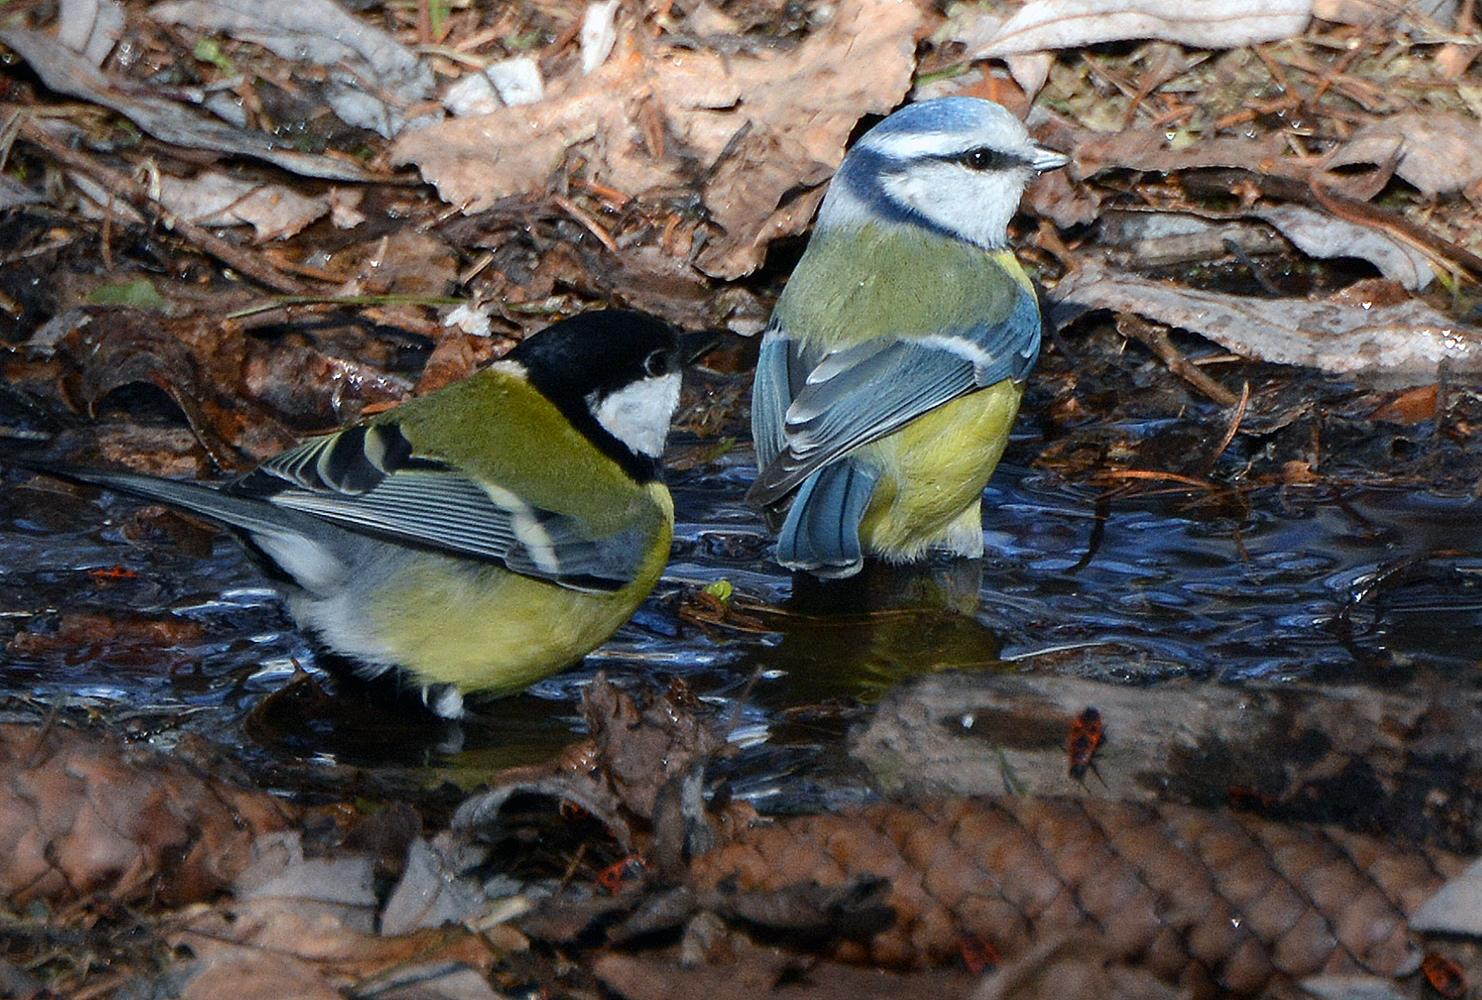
[55,308,300,467]
[1050,259,1482,381]
[0,723,297,908]
[391,0,922,279]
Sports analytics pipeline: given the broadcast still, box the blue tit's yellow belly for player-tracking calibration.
[854,379,1023,561]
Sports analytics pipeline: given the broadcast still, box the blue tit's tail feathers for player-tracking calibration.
[775,460,879,580]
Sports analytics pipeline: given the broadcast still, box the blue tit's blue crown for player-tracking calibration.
[863,96,1019,141]
[817,97,1063,251]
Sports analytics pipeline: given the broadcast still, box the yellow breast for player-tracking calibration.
[349,484,673,696]
[854,380,1023,562]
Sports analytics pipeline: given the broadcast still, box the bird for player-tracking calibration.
[747,96,1069,580]
[12,310,688,718]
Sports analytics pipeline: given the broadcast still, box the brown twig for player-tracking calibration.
[1184,169,1482,285]
[1090,467,1223,490]
[1206,380,1251,471]
[1308,30,1368,106]
[16,116,313,295]
[1115,313,1240,406]
[554,195,620,253]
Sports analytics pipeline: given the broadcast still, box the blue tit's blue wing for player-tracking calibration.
[228,423,644,591]
[750,323,795,475]
[775,458,879,577]
[748,288,1041,506]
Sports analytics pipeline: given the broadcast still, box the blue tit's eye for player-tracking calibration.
[961,147,1007,171]
[643,349,671,377]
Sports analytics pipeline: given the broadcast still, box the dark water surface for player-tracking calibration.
[2,445,1481,808]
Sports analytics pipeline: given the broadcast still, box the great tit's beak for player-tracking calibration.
[680,328,728,365]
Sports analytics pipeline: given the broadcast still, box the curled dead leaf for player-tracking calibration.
[392,0,922,279]
[969,0,1313,59]
[0,724,296,907]
[1051,259,1482,381]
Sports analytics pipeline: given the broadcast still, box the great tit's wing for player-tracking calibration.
[748,294,1040,506]
[228,423,651,592]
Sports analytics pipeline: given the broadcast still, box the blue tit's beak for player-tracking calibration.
[1031,143,1071,173]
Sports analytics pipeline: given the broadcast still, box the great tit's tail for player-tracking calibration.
[15,459,346,563]
[775,459,878,580]
[12,462,359,595]
[19,464,302,537]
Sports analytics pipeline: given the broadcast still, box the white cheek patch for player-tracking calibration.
[590,372,681,458]
[879,165,1025,250]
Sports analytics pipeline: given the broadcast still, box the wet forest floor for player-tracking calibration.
[3,0,1482,995]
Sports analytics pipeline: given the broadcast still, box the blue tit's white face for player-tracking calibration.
[817,97,1069,250]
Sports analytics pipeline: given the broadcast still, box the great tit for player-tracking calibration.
[748,97,1069,579]
[16,310,685,718]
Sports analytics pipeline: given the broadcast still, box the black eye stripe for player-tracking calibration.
[942,147,1026,171]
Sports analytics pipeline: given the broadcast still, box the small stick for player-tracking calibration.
[17,116,312,295]
[1116,313,1240,406]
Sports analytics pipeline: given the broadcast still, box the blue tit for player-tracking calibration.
[747,97,1069,579]
[16,310,686,718]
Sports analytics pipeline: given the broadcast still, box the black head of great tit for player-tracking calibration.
[12,310,691,718]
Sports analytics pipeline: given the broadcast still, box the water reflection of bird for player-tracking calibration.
[749,97,1068,581]
[13,311,691,718]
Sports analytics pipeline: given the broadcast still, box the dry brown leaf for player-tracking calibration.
[1365,382,1438,423]
[380,834,494,935]
[8,610,209,662]
[148,0,436,138]
[1093,206,1439,290]
[50,307,417,466]
[177,949,345,1000]
[54,309,302,465]
[0,28,374,181]
[1339,113,1482,198]
[1318,130,1402,202]
[172,902,500,982]
[1051,258,1482,381]
[583,674,724,818]
[1069,126,1295,177]
[1313,0,1459,27]
[599,245,720,329]
[0,724,296,907]
[413,331,499,396]
[73,171,335,240]
[1253,204,1435,289]
[969,0,1312,58]
[156,173,333,241]
[58,0,126,66]
[391,0,921,279]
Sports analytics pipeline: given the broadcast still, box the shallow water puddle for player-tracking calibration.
[2,448,1480,807]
